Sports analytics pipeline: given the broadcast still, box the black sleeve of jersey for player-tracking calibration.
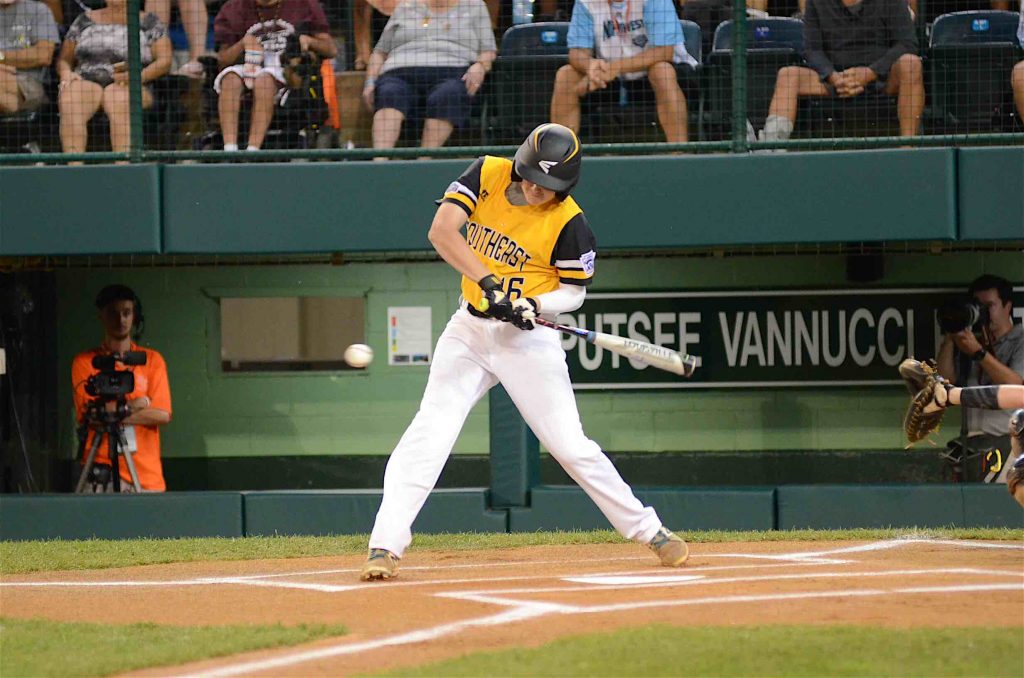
[437,156,485,216]
[551,213,598,286]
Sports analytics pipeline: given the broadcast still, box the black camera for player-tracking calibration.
[937,296,990,334]
[85,351,147,399]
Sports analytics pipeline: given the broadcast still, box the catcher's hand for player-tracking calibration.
[899,358,950,447]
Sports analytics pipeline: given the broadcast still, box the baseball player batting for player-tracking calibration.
[360,123,689,581]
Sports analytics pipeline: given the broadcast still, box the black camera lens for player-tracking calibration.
[937,297,987,334]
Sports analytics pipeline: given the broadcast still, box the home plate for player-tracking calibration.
[563,575,707,586]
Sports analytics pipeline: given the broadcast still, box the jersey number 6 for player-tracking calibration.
[504,277,525,300]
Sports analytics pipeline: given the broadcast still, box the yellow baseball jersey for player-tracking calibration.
[441,156,598,311]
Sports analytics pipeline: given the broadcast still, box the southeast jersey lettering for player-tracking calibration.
[465,221,532,271]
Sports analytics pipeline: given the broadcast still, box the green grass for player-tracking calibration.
[0,618,347,678]
[2,528,1021,575]
[374,625,1024,677]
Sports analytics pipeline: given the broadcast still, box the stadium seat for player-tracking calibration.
[485,22,570,144]
[927,10,1023,133]
[0,99,58,154]
[704,17,805,140]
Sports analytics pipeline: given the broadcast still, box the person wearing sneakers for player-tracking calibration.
[360,123,688,581]
[759,0,924,143]
[212,0,335,151]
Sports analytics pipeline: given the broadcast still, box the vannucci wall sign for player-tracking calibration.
[557,287,1024,389]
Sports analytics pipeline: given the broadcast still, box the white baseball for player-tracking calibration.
[344,343,374,368]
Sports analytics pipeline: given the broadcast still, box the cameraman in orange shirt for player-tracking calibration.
[72,285,172,492]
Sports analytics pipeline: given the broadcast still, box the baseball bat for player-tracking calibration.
[533,317,699,377]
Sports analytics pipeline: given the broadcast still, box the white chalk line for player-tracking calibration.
[4,538,1019,592]
[444,567,1024,598]
[185,601,567,678]
[0,562,815,592]
[180,539,1024,676]
[0,555,659,590]
[910,539,1024,551]
[184,580,1024,678]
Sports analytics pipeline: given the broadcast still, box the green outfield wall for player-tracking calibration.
[3,148,1022,256]
[1,485,1019,541]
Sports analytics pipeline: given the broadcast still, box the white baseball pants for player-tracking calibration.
[368,308,663,557]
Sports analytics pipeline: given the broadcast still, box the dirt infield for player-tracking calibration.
[3,538,1022,676]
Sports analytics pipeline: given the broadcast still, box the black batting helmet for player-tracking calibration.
[513,123,582,196]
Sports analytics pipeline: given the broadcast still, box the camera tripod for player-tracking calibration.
[74,399,142,493]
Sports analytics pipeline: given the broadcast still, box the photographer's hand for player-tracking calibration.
[951,329,983,356]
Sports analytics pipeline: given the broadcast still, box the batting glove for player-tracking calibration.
[509,297,537,331]
[477,274,513,321]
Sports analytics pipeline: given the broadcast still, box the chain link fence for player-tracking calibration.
[1,0,1021,162]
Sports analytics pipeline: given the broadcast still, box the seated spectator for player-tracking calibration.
[759,0,923,141]
[213,0,335,151]
[550,0,697,143]
[355,0,501,73]
[145,0,208,78]
[1013,0,1023,122]
[56,0,172,155]
[0,0,59,117]
[362,0,495,150]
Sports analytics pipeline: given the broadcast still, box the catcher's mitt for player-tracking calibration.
[899,358,949,447]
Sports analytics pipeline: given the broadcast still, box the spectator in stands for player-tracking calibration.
[1013,0,1023,122]
[550,0,697,143]
[936,274,1024,477]
[355,0,502,74]
[213,0,335,151]
[362,0,495,150]
[56,0,172,156]
[0,0,59,116]
[145,0,208,78]
[73,285,172,493]
[759,0,924,142]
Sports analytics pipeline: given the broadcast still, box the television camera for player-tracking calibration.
[75,351,147,493]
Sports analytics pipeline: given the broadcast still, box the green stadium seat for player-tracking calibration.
[927,10,1023,134]
[705,18,805,141]
[485,22,570,144]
